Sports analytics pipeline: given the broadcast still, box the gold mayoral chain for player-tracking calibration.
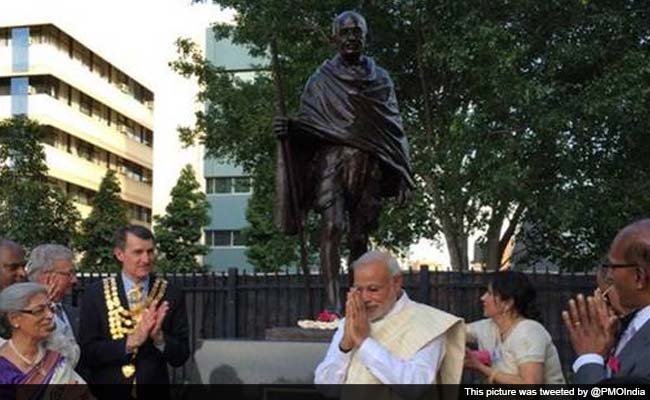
[102,276,168,378]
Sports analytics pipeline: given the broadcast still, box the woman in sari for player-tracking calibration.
[0,282,85,388]
[464,271,565,384]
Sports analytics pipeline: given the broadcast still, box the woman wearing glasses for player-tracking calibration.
[0,282,84,386]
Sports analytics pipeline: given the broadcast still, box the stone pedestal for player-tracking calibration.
[265,327,336,342]
[194,339,329,384]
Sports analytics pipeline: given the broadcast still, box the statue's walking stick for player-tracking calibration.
[270,36,313,317]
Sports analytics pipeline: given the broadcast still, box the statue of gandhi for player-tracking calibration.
[274,11,413,313]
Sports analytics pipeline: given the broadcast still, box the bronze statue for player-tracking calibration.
[274,11,413,313]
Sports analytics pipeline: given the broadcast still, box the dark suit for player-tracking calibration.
[61,300,91,379]
[574,318,650,383]
[62,301,80,340]
[80,274,189,398]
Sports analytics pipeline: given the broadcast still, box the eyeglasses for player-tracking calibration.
[600,263,638,269]
[49,269,76,278]
[19,302,56,318]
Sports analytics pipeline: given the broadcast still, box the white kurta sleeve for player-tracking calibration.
[314,320,352,384]
[356,335,445,384]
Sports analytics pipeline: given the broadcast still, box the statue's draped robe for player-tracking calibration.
[275,55,413,234]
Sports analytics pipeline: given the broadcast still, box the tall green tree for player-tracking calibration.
[153,164,210,272]
[76,169,128,272]
[243,166,298,271]
[0,117,80,249]
[175,0,650,271]
[516,1,650,269]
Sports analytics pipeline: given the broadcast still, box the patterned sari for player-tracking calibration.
[0,349,86,399]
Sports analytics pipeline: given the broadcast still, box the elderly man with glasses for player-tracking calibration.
[563,219,650,383]
[27,244,80,369]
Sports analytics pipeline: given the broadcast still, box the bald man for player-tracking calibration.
[0,238,27,339]
[0,239,26,291]
[564,219,650,383]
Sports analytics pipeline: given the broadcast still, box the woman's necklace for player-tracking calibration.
[499,316,522,341]
[8,339,43,367]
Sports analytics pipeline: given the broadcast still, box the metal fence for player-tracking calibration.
[72,268,596,383]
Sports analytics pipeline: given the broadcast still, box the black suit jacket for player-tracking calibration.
[79,274,189,397]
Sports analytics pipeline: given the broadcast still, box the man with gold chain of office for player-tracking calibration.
[80,225,190,399]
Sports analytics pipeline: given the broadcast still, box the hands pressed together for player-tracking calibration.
[126,300,170,352]
[562,292,619,357]
[340,288,370,352]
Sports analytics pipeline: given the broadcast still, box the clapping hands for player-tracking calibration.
[150,300,169,345]
[126,300,169,351]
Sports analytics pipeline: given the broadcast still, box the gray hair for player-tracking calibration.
[352,250,401,277]
[27,244,74,280]
[332,10,368,36]
[0,282,47,334]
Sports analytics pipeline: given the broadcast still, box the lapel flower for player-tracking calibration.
[607,355,620,374]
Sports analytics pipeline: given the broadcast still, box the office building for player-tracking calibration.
[0,23,153,224]
[202,34,266,271]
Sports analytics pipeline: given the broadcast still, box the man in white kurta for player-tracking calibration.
[314,251,465,385]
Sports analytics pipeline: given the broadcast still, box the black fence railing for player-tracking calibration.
[72,268,596,383]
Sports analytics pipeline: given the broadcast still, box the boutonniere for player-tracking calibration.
[607,355,620,374]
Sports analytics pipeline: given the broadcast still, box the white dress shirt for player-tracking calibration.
[45,303,80,367]
[572,304,650,373]
[122,272,150,301]
[314,293,445,384]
